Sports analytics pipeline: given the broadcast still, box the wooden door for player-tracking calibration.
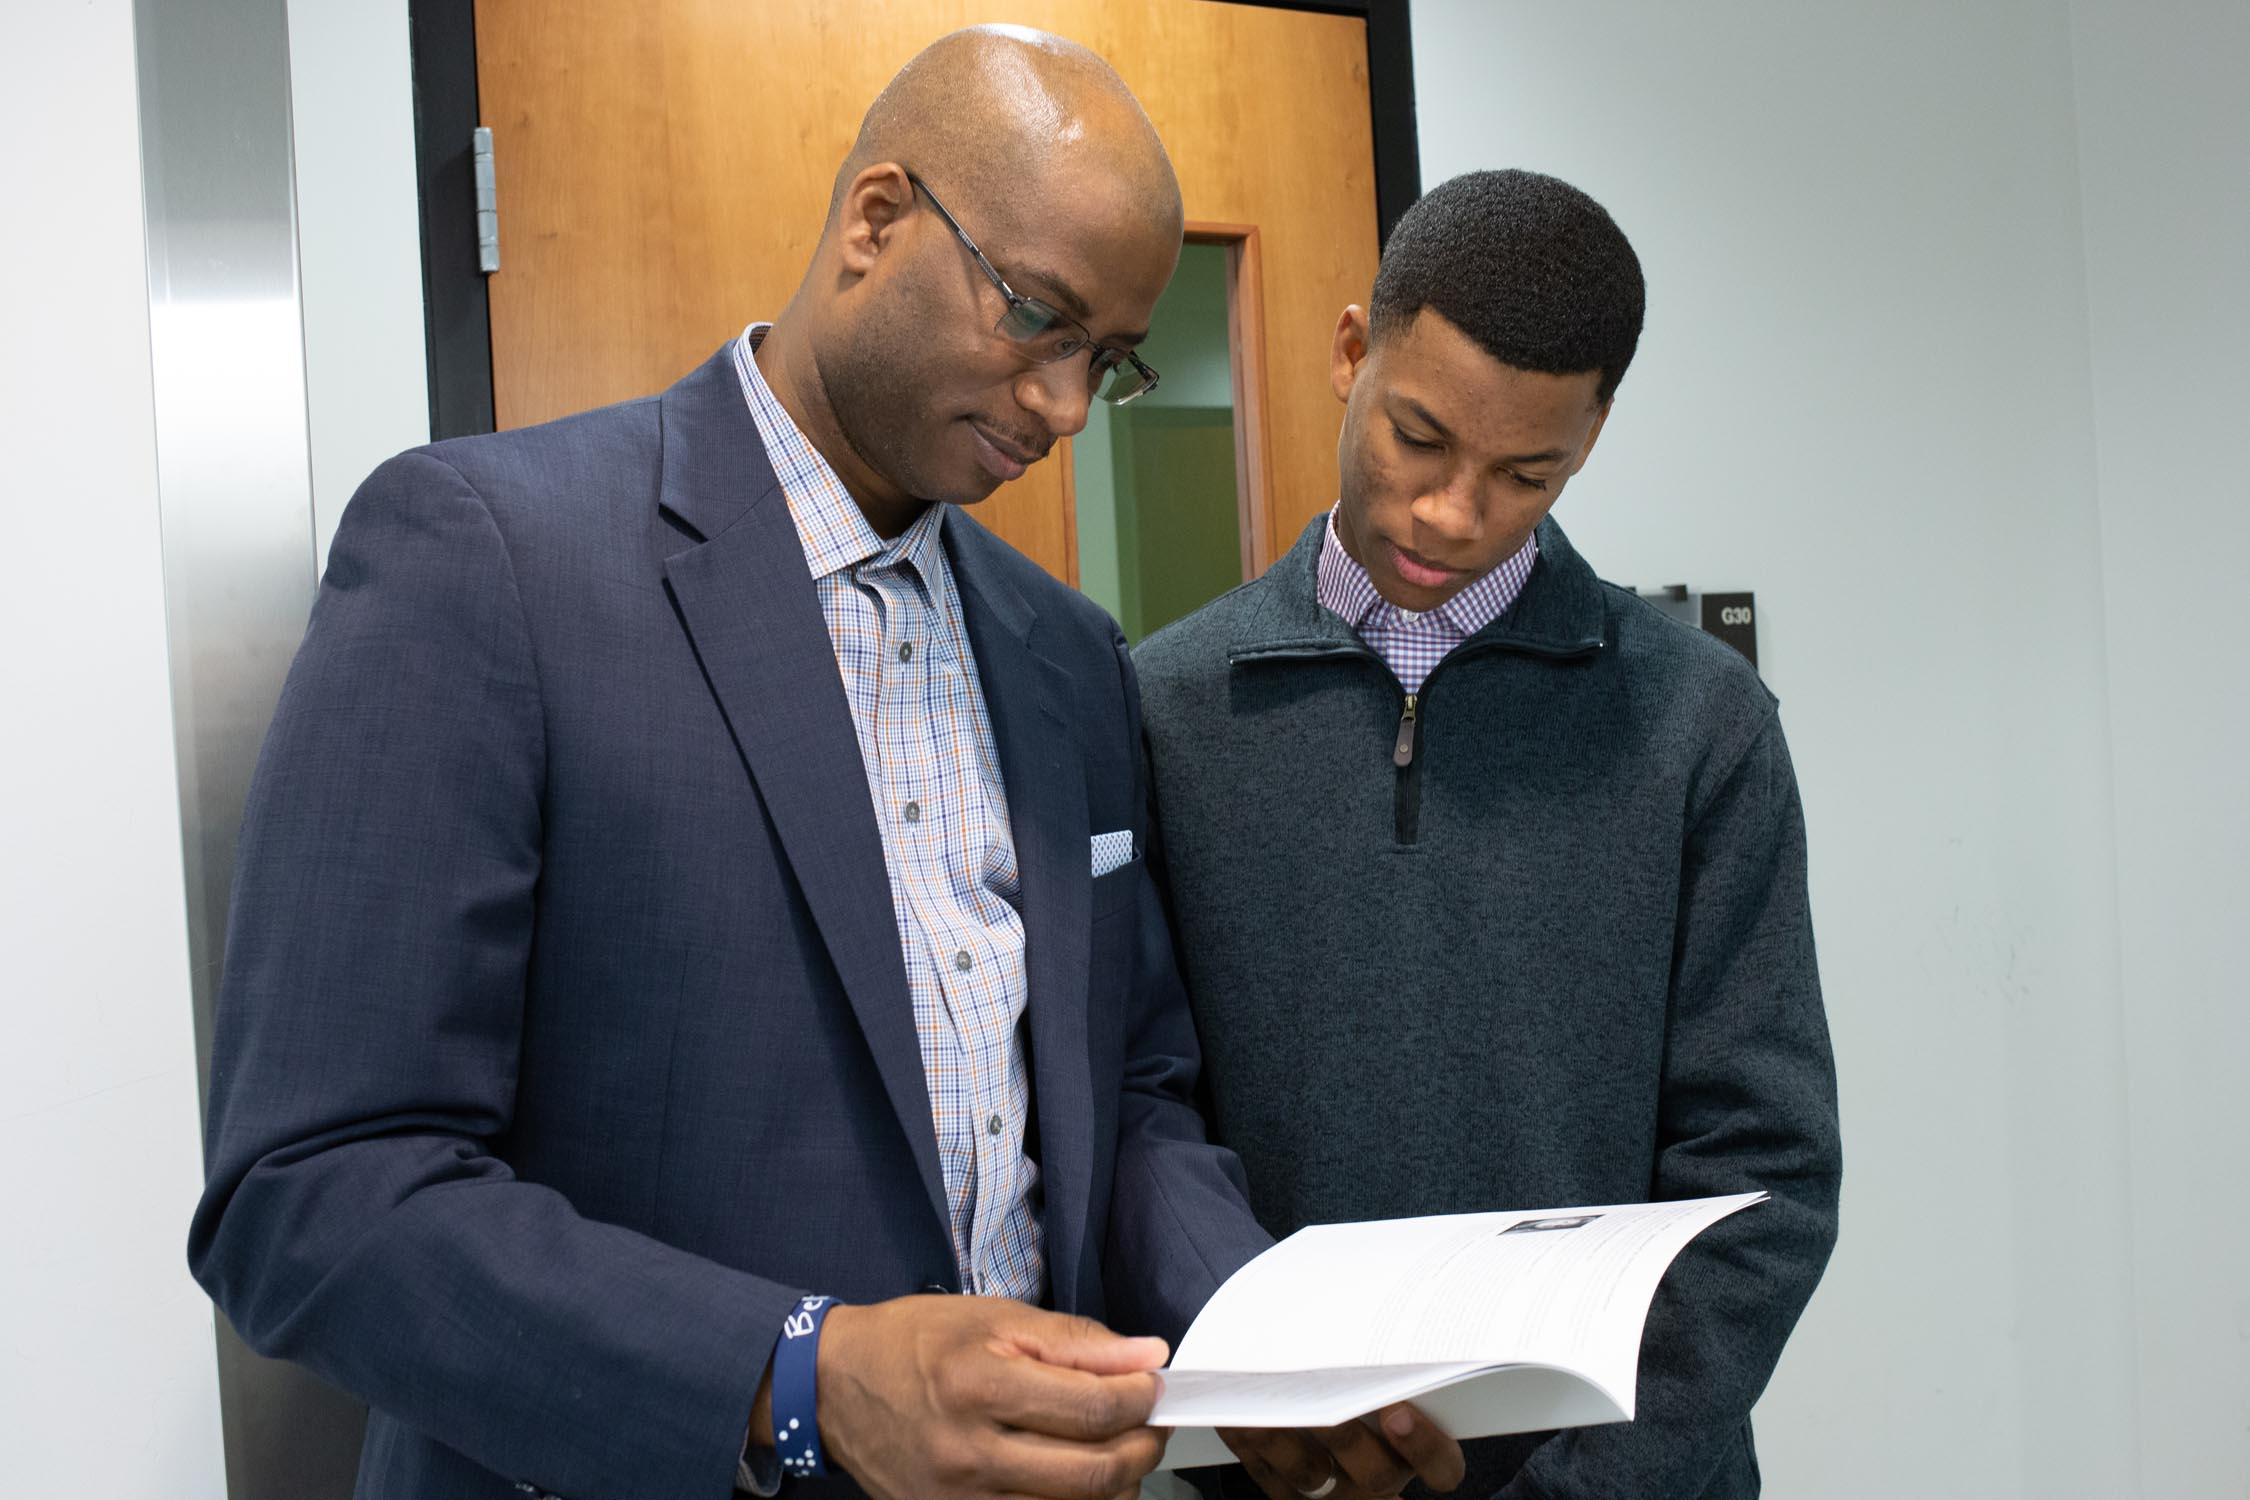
[474,0,1379,581]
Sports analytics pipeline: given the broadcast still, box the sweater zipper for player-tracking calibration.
[1392,694,1422,844]
[1245,648,1430,845]
[1232,633,1602,850]
[1390,635,1603,846]
[1392,695,1419,766]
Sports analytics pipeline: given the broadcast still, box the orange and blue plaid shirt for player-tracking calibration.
[733,326,1043,1301]
[1315,504,1540,694]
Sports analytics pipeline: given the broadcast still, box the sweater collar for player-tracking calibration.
[1229,512,1608,662]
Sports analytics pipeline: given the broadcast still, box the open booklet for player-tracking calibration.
[1151,1192,1765,1471]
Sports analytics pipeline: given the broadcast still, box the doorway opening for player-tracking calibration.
[1071,225,1272,642]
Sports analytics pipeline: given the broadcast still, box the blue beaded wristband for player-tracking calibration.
[772,1295,837,1480]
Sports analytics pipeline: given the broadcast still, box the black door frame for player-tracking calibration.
[408,0,494,440]
[408,0,1420,440]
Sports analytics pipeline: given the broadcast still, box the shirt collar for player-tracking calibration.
[1314,507,1388,631]
[732,323,945,593]
[1314,504,1540,637]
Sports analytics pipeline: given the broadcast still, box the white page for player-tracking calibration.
[1157,1364,1630,1472]
[1165,1193,1763,1420]
[1152,1362,1492,1429]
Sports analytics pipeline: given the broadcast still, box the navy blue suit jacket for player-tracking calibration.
[189,347,1271,1499]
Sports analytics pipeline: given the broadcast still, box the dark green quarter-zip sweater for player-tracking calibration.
[1133,515,1841,1500]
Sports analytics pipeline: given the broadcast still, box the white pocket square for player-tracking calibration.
[1091,830,1135,878]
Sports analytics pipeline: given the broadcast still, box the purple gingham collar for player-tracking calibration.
[1314,505,1539,638]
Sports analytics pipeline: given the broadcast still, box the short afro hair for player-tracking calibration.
[1370,169,1645,404]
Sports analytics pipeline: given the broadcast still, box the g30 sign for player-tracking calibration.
[1699,592,1759,669]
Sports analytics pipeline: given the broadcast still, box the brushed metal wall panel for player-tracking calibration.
[133,0,368,1493]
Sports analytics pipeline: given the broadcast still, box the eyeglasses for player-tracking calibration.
[906,172,1161,406]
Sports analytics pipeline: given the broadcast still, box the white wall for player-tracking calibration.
[2070,1,2250,1492]
[0,3,228,1496]
[29,4,2226,1497]
[1413,2,2151,1500]
[287,0,430,561]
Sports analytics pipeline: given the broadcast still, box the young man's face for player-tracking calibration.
[1330,306,1610,612]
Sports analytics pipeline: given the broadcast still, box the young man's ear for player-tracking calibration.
[1330,305,1374,404]
[834,164,914,278]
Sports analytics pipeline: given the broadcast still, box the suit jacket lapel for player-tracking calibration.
[948,516,1095,1307]
[654,347,950,1241]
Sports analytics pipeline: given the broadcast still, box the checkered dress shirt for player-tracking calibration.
[733,326,1043,1302]
[1313,505,1540,694]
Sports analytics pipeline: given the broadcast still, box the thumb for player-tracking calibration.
[1006,1312,1170,1374]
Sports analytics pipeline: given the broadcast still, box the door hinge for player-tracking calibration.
[473,126,499,273]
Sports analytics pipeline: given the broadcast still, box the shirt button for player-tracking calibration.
[987,1113,1004,1136]
[1396,608,1421,624]
[954,950,974,973]
[898,641,914,662]
[902,800,921,824]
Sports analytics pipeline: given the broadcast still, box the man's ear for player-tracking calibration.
[834,164,915,278]
[1330,305,1373,404]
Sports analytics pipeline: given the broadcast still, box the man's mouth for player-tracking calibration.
[1388,541,1464,590]
[969,420,1046,482]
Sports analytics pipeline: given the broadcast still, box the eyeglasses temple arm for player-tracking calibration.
[908,173,1019,301]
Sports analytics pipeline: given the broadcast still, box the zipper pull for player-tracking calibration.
[1392,694,1418,767]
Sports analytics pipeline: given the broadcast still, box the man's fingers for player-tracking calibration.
[1053,1334,1170,1375]
[1227,1413,1465,1500]
[974,1355,1163,1441]
[1371,1403,1467,1492]
[1318,1417,1413,1497]
[1222,1427,1339,1497]
[975,1422,1166,1499]
[1234,1446,1299,1500]
[1006,1310,1170,1375]
[1222,1436,1306,1500]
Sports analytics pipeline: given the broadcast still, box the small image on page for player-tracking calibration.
[1501,1215,1603,1235]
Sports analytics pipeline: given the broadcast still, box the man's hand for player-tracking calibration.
[814,1295,1171,1500]
[1221,1404,1465,1499]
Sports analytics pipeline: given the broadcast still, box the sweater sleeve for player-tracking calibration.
[1501,709,1843,1500]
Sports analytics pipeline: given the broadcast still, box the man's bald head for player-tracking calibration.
[832,25,1181,242]
[760,25,1186,529]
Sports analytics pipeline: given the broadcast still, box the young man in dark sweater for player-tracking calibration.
[1134,170,1842,1500]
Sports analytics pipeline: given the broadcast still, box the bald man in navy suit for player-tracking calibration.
[191,27,1462,1500]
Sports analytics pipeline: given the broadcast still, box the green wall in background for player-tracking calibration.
[1073,242,1241,642]
[1136,242,1234,409]
[1123,408,1240,640]
[1073,399,1123,621]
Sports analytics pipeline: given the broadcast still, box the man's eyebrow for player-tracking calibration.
[1394,395,1453,439]
[1012,264,1095,322]
[1395,395,1569,465]
[1015,265,1149,345]
[1394,396,1456,442]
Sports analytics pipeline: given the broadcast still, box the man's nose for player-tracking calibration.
[1017,355,1094,439]
[1412,467,1483,543]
